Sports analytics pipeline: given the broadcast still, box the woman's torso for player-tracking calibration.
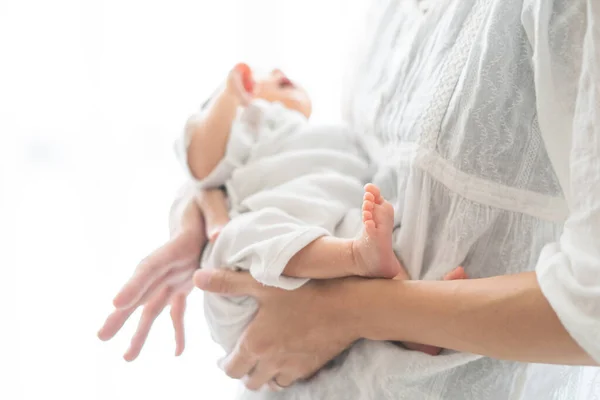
[239,0,592,399]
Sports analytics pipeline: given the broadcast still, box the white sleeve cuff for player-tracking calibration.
[536,242,600,364]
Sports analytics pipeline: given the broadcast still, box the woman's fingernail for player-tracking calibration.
[217,357,226,370]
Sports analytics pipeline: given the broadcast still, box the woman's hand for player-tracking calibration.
[98,226,204,361]
[193,268,360,391]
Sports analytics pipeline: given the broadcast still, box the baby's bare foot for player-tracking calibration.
[352,184,406,278]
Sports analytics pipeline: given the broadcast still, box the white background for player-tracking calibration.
[0,0,365,399]
[2,1,598,400]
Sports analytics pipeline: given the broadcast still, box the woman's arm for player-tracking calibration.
[99,185,207,360]
[355,272,596,365]
[520,0,600,364]
[195,188,230,242]
[366,0,600,366]
[99,66,252,358]
[193,268,596,391]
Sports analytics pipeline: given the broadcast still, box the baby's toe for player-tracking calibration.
[364,183,381,199]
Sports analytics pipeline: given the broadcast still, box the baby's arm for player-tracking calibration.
[185,64,254,180]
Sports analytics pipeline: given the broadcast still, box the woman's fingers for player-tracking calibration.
[443,266,467,281]
[170,292,187,356]
[243,362,277,391]
[97,306,136,341]
[98,266,193,344]
[220,338,258,380]
[113,235,196,309]
[113,256,171,309]
[99,286,166,341]
[123,286,172,361]
[193,269,261,297]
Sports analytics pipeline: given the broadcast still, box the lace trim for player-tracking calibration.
[415,147,568,222]
[383,143,569,222]
[418,0,488,149]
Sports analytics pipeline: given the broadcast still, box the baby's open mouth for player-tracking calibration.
[279,76,295,89]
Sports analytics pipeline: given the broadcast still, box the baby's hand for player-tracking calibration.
[226,63,254,106]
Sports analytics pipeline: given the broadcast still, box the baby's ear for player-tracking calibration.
[235,63,254,93]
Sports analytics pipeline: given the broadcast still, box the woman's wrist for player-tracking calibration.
[343,277,429,343]
[342,273,596,365]
[169,186,206,240]
[334,277,407,343]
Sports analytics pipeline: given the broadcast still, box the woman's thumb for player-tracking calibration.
[193,269,257,296]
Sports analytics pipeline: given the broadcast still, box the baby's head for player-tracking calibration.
[233,63,312,119]
[253,68,312,118]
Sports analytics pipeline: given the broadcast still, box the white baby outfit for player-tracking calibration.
[176,99,373,353]
[172,1,600,397]
[201,0,600,399]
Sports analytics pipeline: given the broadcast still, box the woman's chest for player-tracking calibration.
[349,0,563,199]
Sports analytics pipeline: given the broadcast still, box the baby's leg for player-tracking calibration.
[196,189,230,242]
[282,184,408,279]
[282,236,359,279]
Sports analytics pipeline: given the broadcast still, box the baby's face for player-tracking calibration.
[254,69,312,119]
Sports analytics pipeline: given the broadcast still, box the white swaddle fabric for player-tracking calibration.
[176,99,373,352]
[229,0,598,399]
[169,1,600,397]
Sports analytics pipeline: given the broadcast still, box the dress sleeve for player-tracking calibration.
[523,0,600,363]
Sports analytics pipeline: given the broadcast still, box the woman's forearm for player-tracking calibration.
[350,272,596,365]
[169,183,206,239]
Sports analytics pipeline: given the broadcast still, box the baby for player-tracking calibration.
[189,64,406,281]
[179,64,464,356]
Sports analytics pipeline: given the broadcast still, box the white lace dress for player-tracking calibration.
[233,0,600,399]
